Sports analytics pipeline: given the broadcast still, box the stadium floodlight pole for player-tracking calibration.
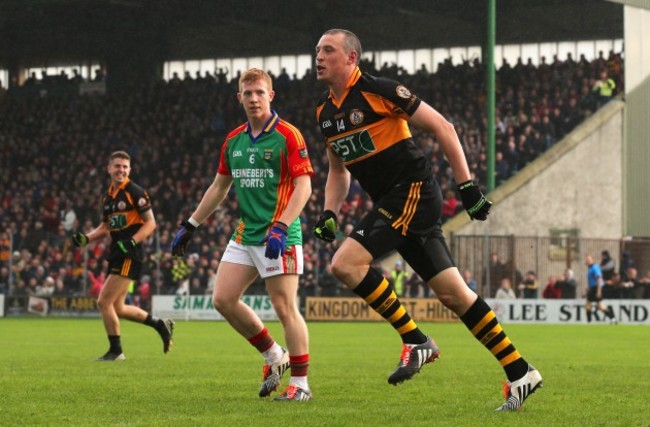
[8,229,13,292]
[155,229,161,296]
[483,0,496,298]
[185,279,191,322]
[486,0,496,192]
[83,245,89,295]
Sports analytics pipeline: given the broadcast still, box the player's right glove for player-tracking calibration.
[261,221,288,260]
[171,220,197,256]
[71,233,89,247]
[458,180,492,221]
[313,210,337,243]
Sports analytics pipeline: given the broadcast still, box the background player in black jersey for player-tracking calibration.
[313,29,541,412]
[72,151,174,361]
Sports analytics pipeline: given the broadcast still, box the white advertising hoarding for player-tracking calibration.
[485,299,650,324]
[152,294,279,321]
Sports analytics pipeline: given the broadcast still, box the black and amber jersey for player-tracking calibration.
[101,178,151,243]
[316,67,432,200]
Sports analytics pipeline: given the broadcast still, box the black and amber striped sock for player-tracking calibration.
[354,267,427,344]
[460,297,528,382]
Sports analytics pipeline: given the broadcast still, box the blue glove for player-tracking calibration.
[262,221,288,259]
[172,220,197,256]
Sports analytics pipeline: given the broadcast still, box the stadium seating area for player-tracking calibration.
[0,50,624,300]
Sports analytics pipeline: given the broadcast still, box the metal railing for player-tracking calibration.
[450,234,650,299]
[3,229,649,299]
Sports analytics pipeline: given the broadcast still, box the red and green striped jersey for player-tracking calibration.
[218,111,313,246]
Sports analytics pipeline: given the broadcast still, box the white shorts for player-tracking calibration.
[221,241,303,279]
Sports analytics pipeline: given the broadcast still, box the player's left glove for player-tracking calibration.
[171,220,197,257]
[313,210,337,242]
[71,233,89,247]
[262,221,288,260]
[458,180,492,221]
[115,238,138,258]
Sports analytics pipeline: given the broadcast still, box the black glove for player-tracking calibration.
[115,238,138,258]
[171,220,197,256]
[313,210,337,242]
[71,233,89,247]
[458,181,492,221]
[261,221,288,259]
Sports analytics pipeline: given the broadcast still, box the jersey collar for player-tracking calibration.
[245,110,280,143]
[108,177,129,198]
[329,66,362,108]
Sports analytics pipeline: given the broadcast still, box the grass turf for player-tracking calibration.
[0,318,648,426]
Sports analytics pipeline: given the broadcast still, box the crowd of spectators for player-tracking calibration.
[0,50,625,302]
[483,248,650,300]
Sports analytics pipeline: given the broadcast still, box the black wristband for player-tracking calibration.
[322,210,337,220]
[181,219,197,232]
[457,180,474,191]
[273,221,288,232]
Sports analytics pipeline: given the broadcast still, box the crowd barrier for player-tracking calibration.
[152,295,278,321]
[485,298,650,324]
[2,295,649,324]
[304,297,459,322]
[2,295,101,317]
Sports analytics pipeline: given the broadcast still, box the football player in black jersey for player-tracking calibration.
[72,151,174,361]
[313,29,541,411]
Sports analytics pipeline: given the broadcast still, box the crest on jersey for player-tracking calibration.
[349,109,364,126]
[138,197,148,207]
[396,85,411,98]
[299,148,308,158]
[264,149,273,160]
[117,201,126,211]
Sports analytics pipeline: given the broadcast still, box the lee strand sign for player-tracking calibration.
[485,299,650,324]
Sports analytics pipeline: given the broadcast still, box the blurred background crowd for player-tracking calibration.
[0,50,625,307]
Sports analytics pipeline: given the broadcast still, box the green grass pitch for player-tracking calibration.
[0,318,648,426]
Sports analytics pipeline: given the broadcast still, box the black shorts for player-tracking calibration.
[586,287,602,302]
[108,255,142,281]
[349,178,455,282]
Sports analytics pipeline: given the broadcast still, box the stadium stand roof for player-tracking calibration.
[0,0,623,67]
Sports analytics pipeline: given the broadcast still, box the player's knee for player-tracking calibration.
[96,297,108,311]
[273,303,293,322]
[435,287,470,313]
[213,294,235,313]
[330,261,344,281]
[212,294,224,312]
[435,292,456,310]
[330,258,354,283]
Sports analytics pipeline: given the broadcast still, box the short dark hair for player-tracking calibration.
[323,28,362,65]
[109,150,130,163]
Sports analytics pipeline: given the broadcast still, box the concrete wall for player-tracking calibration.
[621,4,650,237]
[621,3,650,92]
[445,100,624,239]
[624,75,650,236]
